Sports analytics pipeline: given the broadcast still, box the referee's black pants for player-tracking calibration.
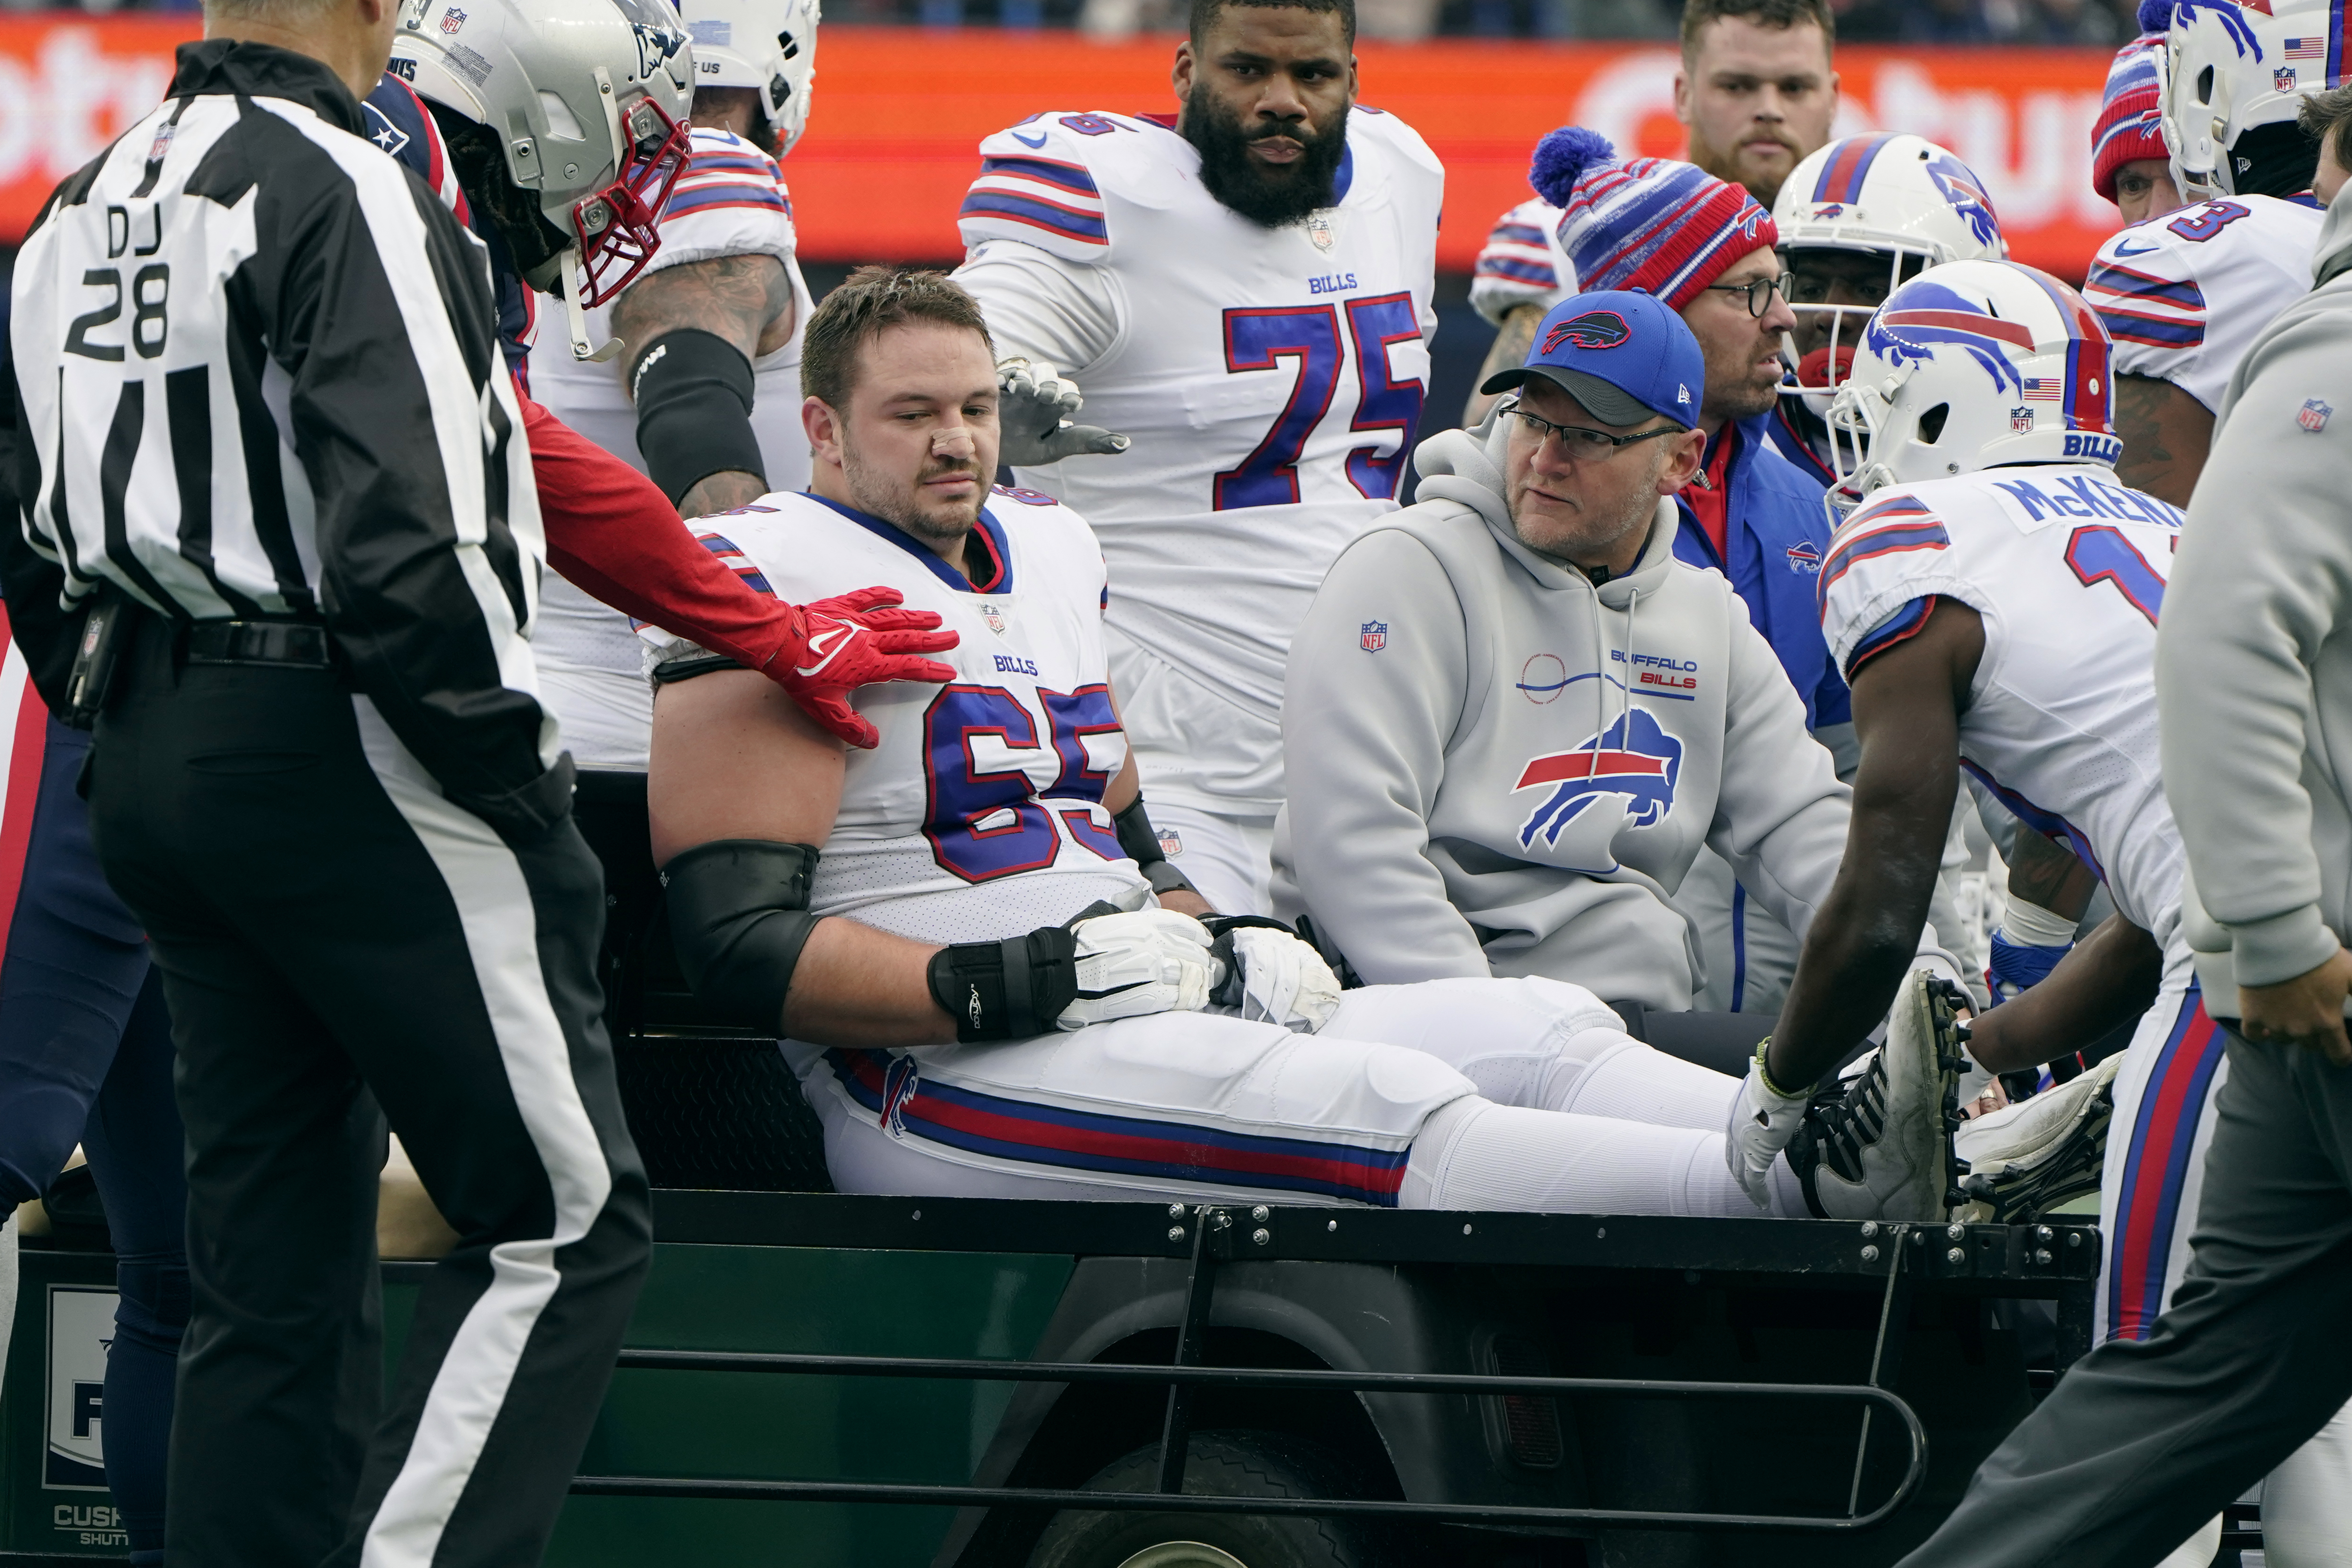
[87,622,651,1568]
[1896,1022,2352,1567]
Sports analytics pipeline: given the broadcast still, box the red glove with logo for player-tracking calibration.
[766,586,959,750]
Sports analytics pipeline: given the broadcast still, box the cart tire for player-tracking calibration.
[1026,1430,1376,1568]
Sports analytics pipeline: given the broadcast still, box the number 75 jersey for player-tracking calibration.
[1818,463,2189,951]
[953,108,1442,741]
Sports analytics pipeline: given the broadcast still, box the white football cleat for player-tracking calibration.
[1950,1051,2123,1223]
[1789,968,1967,1221]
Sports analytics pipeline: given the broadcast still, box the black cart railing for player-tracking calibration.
[570,1192,2102,1535]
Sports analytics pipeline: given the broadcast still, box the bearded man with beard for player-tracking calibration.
[950,0,1442,918]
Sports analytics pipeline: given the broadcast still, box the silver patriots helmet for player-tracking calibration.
[392,0,694,305]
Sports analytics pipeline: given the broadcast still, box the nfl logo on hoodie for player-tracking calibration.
[1360,620,1388,652]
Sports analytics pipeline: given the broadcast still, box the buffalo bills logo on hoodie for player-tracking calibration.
[1513,708,1684,852]
[1543,310,1632,354]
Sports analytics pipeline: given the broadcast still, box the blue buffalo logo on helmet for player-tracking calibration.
[1543,310,1632,354]
[1867,280,2039,394]
[1512,708,1683,853]
[1923,151,2002,251]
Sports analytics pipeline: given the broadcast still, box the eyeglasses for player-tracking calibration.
[1701,270,1797,317]
[1501,400,1686,458]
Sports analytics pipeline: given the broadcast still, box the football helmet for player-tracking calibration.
[392,0,694,317]
[2158,0,2341,202]
[681,0,820,156]
[1823,260,2118,509]
[1774,133,2009,406]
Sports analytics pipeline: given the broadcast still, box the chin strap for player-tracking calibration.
[560,255,624,364]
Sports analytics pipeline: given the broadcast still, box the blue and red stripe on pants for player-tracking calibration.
[824,1048,1413,1205]
[2107,984,2227,1342]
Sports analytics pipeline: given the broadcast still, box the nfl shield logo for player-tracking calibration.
[1360,620,1387,653]
[2302,398,2333,433]
[978,602,1007,634]
[2277,65,2298,91]
[2010,406,2034,434]
[440,7,466,31]
[1306,214,1335,252]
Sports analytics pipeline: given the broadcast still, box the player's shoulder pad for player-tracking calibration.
[1820,488,1952,593]
[660,126,793,230]
[988,484,1101,546]
[1345,104,1443,183]
[960,112,1166,262]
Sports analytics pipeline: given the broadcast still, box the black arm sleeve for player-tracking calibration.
[630,327,765,507]
[663,839,821,1030]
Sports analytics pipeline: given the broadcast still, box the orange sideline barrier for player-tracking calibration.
[0,21,2119,275]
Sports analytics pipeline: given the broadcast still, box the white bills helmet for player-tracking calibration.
[1824,260,2119,509]
[1774,133,2009,406]
[392,0,694,306]
[2157,0,2340,202]
[682,0,820,156]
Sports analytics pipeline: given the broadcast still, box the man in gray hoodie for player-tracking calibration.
[1273,291,1954,1072]
[1888,171,2352,1568]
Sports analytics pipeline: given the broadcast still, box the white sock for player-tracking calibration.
[1403,1097,1764,1217]
[0,1212,18,1397]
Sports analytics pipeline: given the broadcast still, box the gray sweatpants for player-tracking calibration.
[1898,1028,2352,1567]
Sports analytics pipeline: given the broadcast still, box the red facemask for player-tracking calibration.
[570,93,690,305]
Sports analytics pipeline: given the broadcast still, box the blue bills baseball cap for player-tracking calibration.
[1480,289,1705,431]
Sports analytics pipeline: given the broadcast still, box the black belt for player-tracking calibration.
[182,620,334,668]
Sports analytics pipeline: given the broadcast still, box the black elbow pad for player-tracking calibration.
[631,327,766,507]
[659,839,819,1031]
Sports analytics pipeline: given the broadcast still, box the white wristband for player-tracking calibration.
[2001,895,2079,948]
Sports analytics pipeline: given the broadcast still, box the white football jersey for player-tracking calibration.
[641,487,1151,942]
[1469,196,1576,327]
[2080,194,2322,413]
[1818,464,2187,953]
[529,125,817,769]
[953,107,1442,813]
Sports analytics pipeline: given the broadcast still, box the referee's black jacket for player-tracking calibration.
[1,40,565,841]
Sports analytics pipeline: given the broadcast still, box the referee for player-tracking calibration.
[4,0,647,1564]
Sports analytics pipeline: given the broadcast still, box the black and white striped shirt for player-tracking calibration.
[5,40,559,826]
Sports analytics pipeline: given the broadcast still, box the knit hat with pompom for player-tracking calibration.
[1529,127,1779,312]
[2091,28,2169,204]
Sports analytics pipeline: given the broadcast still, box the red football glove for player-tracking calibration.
[765,586,959,750]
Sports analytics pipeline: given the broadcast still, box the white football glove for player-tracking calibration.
[1725,1042,1811,1210]
[1208,923,1343,1033]
[997,357,1131,467]
[1057,908,1216,1029]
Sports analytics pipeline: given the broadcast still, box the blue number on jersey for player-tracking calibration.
[2064,524,2165,626]
[924,684,1122,880]
[2165,200,2250,243]
[1215,305,1344,510]
[924,685,1062,881]
[1216,299,1429,510]
[1344,292,1428,501]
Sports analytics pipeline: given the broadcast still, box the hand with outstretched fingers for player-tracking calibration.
[764,586,959,750]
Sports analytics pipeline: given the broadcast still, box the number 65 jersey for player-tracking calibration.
[641,487,1152,945]
[1818,463,2189,955]
[952,108,1442,815]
